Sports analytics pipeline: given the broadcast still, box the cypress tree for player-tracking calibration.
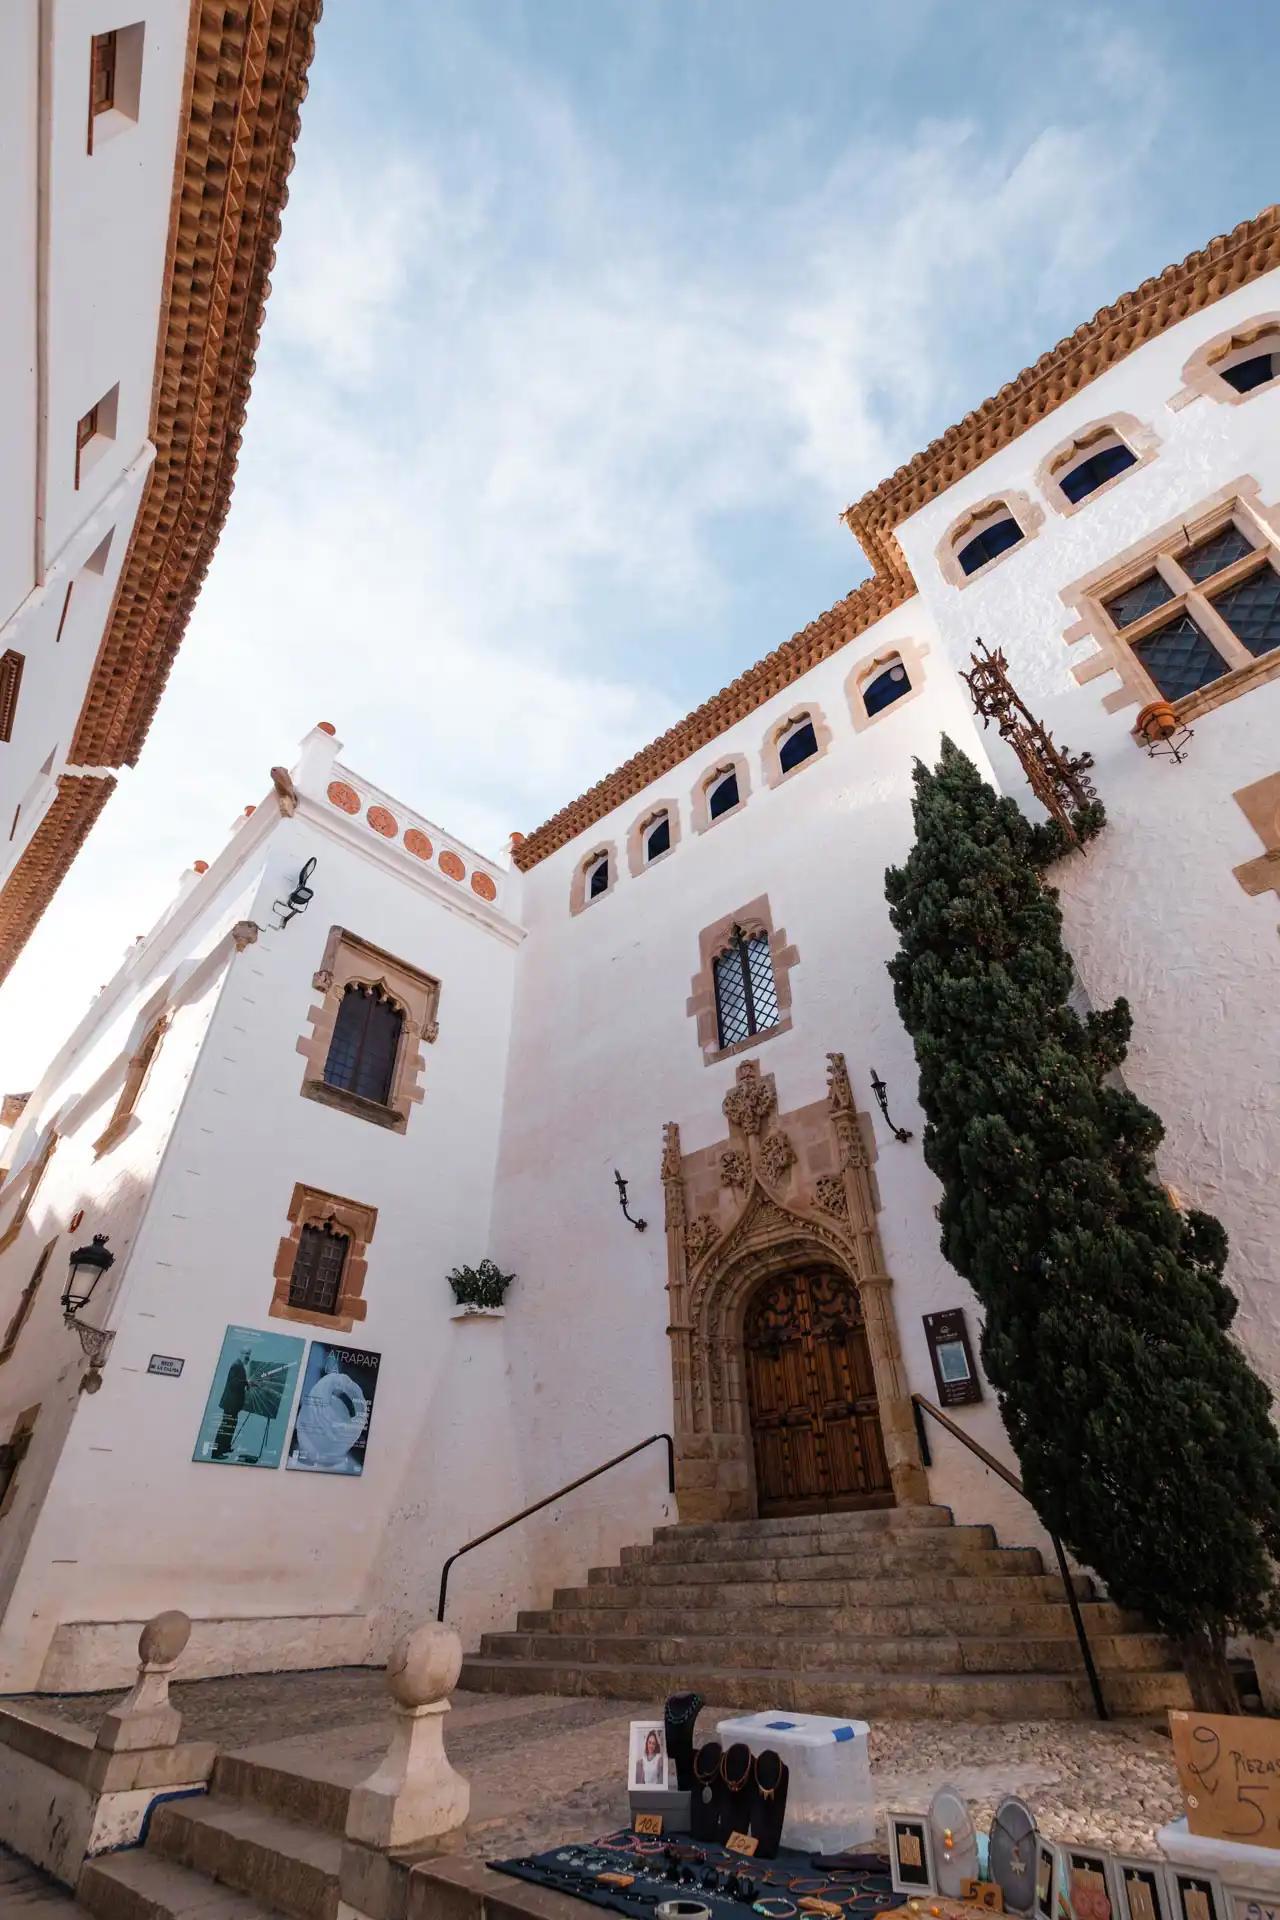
[885,738,1280,1708]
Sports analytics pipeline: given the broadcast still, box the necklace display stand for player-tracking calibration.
[748,1749,789,1859]
[666,1692,705,1794]
[692,1742,729,1844]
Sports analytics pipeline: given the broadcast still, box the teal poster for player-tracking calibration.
[192,1325,304,1468]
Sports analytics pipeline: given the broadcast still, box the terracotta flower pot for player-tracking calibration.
[1135,698,1180,743]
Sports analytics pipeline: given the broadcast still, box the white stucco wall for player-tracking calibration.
[893,266,1280,1399]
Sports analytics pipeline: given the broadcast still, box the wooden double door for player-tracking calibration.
[743,1266,892,1515]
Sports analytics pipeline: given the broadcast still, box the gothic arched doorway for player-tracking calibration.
[743,1266,892,1515]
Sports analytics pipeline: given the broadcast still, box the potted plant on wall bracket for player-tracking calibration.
[447,1258,515,1318]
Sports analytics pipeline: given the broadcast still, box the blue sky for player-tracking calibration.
[1,0,1275,1086]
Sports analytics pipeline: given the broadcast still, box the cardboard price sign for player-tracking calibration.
[726,1832,760,1857]
[1171,1709,1280,1850]
[633,1813,663,1836]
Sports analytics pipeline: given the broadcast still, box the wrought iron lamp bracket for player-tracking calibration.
[870,1068,913,1144]
[613,1169,647,1232]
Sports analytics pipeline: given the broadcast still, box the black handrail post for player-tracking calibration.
[912,1396,932,1469]
[910,1393,1107,1722]
[1048,1529,1109,1721]
[437,1431,675,1625]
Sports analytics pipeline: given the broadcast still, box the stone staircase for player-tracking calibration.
[77,1744,347,1920]
[462,1504,1192,1719]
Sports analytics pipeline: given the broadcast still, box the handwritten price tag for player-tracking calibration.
[727,1832,760,1857]
[633,1813,663,1836]
[1171,1710,1280,1851]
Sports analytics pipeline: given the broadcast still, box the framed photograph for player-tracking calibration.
[286,1342,380,1477]
[1064,1847,1119,1920]
[1165,1868,1229,1920]
[629,1720,669,1790]
[1035,1842,1065,1920]
[889,1813,936,1895]
[192,1325,304,1468]
[1113,1860,1173,1920]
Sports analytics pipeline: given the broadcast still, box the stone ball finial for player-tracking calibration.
[385,1621,462,1709]
[317,721,337,735]
[139,1608,191,1667]
[193,860,209,874]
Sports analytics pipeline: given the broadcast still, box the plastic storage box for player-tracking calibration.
[715,1710,873,1852]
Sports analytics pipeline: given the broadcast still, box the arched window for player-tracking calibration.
[956,512,1024,577]
[707,767,739,820]
[1221,349,1278,394]
[644,812,671,861]
[713,925,780,1050]
[861,657,912,717]
[586,852,610,899]
[777,714,818,773]
[288,1219,350,1316]
[1059,435,1137,503]
[323,983,403,1106]
[93,1017,167,1157]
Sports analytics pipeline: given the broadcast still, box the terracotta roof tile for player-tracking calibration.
[0,777,116,985]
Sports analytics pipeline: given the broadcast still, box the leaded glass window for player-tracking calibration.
[289,1221,349,1316]
[1104,572,1174,628]
[323,983,402,1105]
[714,926,781,1050]
[957,515,1023,577]
[1131,613,1229,701]
[1183,524,1255,583]
[1210,566,1280,659]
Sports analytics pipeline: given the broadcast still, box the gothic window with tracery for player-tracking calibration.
[714,925,780,1050]
[323,984,403,1107]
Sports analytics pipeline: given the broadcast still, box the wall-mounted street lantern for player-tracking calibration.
[870,1069,913,1145]
[61,1233,116,1382]
[271,855,317,931]
[613,1169,647,1232]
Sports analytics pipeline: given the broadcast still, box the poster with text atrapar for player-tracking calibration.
[286,1342,381,1477]
[192,1325,305,1468]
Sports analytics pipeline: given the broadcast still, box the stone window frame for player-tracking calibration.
[0,1405,39,1519]
[0,1238,57,1365]
[761,703,833,790]
[93,1014,169,1157]
[298,927,439,1135]
[1035,411,1159,518]
[1174,313,1280,410]
[627,800,682,878]
[935,489,1045,590]
[1231,772,1280,900]
[846,634,929,734]
[270,1182,378,1332]
[1061,476,1280,723]
[691,753,751,835]
[569,841,618,914]
[687,895,799,1066]
[0,1131,58,1256]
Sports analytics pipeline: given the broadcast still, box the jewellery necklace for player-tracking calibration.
[756,1751,783,1803]
[991,1808,1026,1876]
[694,1745,721,1806]
[722,1745,753,1794]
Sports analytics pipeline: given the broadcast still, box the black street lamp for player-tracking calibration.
[61,1233,114,1319]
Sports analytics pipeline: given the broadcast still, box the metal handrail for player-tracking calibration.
[911,1393,1108,1720]
[436,1432,675,1623]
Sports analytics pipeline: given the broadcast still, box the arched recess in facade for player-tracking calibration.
[661,1052,929,1522]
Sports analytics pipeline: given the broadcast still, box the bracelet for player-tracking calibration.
[754,1902,799,1918]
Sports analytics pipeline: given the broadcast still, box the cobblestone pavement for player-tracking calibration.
[0,1845,83,1912]
[17,1669,1183,1861]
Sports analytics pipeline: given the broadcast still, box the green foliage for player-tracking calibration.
[447,1258,515,1310]
[885,738,1280,1661]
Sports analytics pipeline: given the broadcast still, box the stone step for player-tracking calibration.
[553,1570,1093,1609]
[458,1653,1193,1719]
[589,1545,1045,1585]
[213,1748,351,1838]
[145,1794,341,1920]
[651,1506,955,1541]
[536,1599,1142,1638]
[79,1847,286,1919]
[476,1627,1175,1675]
[622,1524,1000,1565]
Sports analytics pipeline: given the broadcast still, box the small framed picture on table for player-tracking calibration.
[1064,1847,1120,1920]
[630,1721,670,1791]
[1165,1868,1229,1920]
[889,1813,936,1896]
[1035,1842,1066,1920]
[1113,1860,1173,1920]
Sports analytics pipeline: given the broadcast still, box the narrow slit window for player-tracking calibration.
[323,984,403,1106]
[288,1221,350,1317]
[0,653,24,743]
[713,925,780,1050]
[645,814,671,861]
[707,768,739,820]
[583,852,610,901]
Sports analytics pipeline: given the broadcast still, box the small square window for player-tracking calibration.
[74,384,119,489]
[87,24,144,154]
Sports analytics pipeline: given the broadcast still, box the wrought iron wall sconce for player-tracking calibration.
[272,855,317,930]
[613,1170,647,1232]
[1135,700,1193,764]
[870,1069,913,1144]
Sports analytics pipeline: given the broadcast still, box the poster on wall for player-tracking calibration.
[192,1325,305,1468]
[286,1342,381,1477]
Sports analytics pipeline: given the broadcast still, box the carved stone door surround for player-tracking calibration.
[661,1053,929,1522]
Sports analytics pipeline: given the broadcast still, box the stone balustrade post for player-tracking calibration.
[95,1609,190,1753]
